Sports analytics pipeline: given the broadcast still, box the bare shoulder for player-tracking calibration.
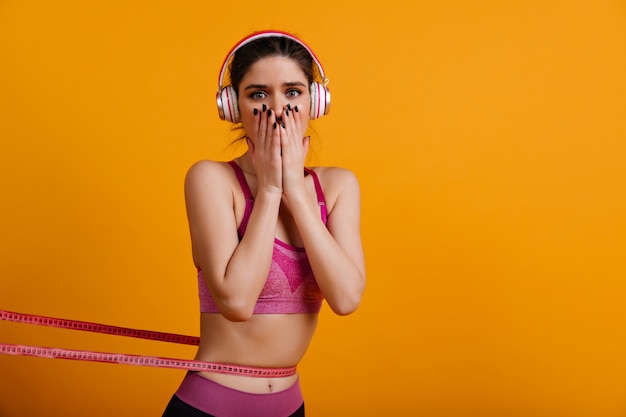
[184,160,238,200]
[186,159,232,180]
[186,160,234,186]
[308,166,360,211]
[310,166,360,190]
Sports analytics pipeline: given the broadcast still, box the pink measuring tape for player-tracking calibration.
[0,309,296,378]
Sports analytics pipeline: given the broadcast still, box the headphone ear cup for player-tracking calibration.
[309,82,330,120]
[217,86,240,123]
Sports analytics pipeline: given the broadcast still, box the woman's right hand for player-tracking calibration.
[247,105,283,193]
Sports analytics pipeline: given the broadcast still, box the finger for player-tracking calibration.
[267,108,282,156]
[257,104,268,148]
[290,105,303,139]
[282,106,299,148]
[278,109,291,154]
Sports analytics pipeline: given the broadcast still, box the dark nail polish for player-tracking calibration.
[281,122,285,129]
[262,104,267,112]
[294,106,299,113]
[285,109,289,117]
[287,104,292,110]
[268,109,272,116]
[253,108,258,116]
[273,122,277,129]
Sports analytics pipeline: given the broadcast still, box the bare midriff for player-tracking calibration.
[194,312,319,393]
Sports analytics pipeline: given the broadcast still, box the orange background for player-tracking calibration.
[1,1,626,416]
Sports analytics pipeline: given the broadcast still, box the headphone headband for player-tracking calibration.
[217,30,327,91]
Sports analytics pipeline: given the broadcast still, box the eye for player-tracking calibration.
[286,89,302,98]
[249,91,267,100]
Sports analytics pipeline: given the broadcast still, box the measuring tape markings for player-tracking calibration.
[0,344,296,377]
[0,310,297,377]
[0,309,200,345]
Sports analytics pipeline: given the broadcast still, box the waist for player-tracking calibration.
[196,313,317,371]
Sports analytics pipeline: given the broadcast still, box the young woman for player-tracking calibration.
[162,30,365,417]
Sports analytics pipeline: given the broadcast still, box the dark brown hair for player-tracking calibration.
[229,35,315,97]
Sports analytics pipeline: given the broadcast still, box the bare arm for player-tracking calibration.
[185,160,282,322]
[186,106,285,321]
[278,105,365,315]
[284,167,366,315]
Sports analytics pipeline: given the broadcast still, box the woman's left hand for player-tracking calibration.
[279,104,309,198]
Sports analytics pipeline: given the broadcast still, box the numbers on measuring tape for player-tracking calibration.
[0,344,297,377]
[0,309,200,345]
[0,310,298,378]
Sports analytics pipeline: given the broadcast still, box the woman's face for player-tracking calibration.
[238,56,310,139]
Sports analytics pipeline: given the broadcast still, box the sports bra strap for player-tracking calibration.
[304,168,327,224]
[227,160,254,237]
[227,161,328,237]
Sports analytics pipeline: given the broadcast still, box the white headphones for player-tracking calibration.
[216,30,331,123]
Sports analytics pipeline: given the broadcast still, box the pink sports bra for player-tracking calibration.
[197,160,327,315]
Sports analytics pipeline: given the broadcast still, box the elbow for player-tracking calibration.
[217,298,255,322]
[331,298,361,316]
[328,287,364,316]
[325,264,366,316]
[222,310,253,322]
[331,303,360,316]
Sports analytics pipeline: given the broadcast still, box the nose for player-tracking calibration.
[269,97,286,119]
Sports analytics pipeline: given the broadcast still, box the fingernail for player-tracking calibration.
[285,109,289,117]
[287,104,292,110]
[294,106,299,113]
[281,122,285,129]
[253,108,258,116]
[273,122,277,129]
[268,109,272,116]
[262,104,267,112]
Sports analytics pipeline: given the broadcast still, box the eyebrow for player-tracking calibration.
[244,81,307,90]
